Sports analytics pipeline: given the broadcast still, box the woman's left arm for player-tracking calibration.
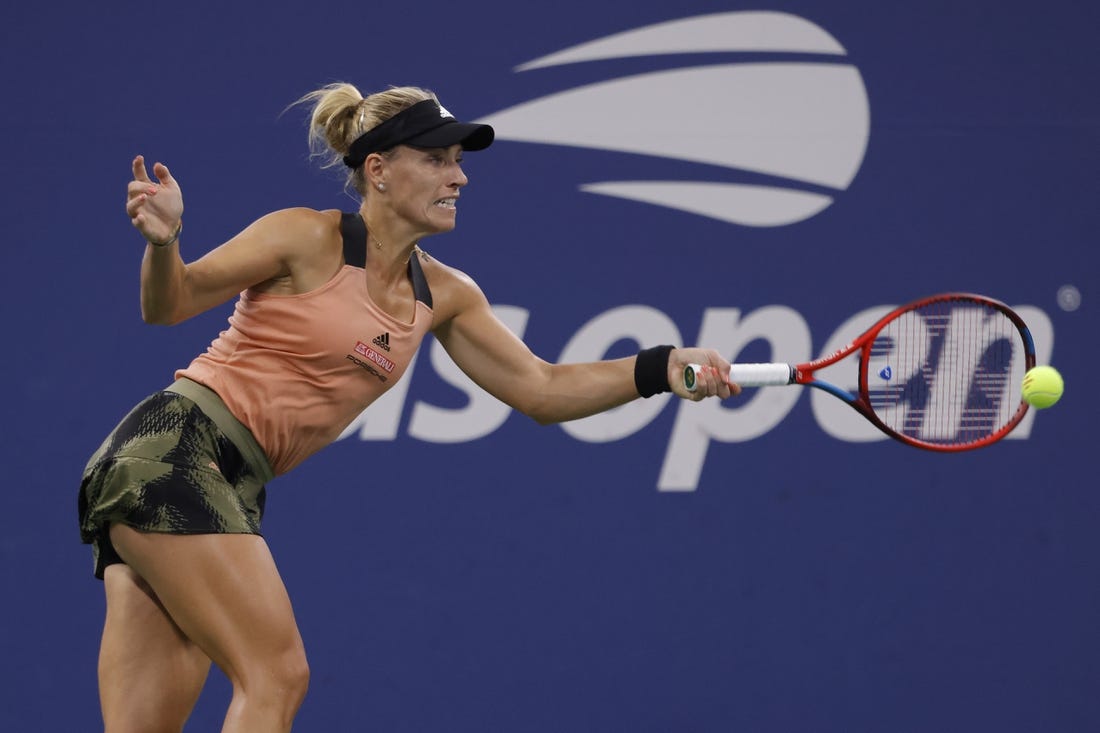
[432,271,735,424]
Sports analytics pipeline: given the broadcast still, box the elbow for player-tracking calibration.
[139,268,190,326]
[530,411,557,427]
[140,288,187,325]
[141,304,182,326]
[519,394,560,426]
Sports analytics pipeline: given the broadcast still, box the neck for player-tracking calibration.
[361,211,421,276]
[360,216,415,256]
[362,211,416,249]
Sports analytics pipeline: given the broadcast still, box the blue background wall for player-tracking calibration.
[2,1,1097,730]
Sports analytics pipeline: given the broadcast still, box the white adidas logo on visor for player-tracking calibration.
[476,11,870,227]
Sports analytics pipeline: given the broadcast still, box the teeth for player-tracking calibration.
[436,198,456,208]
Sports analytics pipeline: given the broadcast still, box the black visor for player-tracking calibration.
[343,98,494,168]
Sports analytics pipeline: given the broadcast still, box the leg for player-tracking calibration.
[110,524,310,733]
[100,564,212,733]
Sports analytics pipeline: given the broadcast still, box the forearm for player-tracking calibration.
[437,285,722,423]
[525,357,639,424]
[140,242,188,325]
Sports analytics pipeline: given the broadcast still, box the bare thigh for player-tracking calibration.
[108,525,308,707]
[100,563,211,732]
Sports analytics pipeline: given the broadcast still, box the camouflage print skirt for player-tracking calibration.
[78,378,275,579]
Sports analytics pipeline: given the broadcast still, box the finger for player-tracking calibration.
[152,161,174,187]
[692,366,715,400]
[127,180,158,198]
[711,360,741,397]
[703,364,722,394]
[704,365,736,399]
[132,155,151,183]
[125,195,145,218]
[126,192,160,220]
[711,366,730,398]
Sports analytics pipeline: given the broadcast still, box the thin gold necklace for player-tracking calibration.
[366,225,419,257]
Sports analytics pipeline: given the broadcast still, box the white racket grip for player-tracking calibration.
[683,362,794,391]
[728,363,795,386]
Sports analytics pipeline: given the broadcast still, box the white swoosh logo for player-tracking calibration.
[476,12,870,227]
[515,10,847,69]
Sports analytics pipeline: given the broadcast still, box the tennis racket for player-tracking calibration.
[684,293,1036,451]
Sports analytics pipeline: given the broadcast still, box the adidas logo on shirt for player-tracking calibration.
[372,332,391,351]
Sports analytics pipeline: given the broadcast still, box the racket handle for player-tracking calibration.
[684,363,795,391]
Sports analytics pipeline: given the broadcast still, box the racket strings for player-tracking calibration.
[868,300,1023,446]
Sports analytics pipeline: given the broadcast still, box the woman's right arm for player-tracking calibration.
[138,215,291,326]
[127,156,326,325]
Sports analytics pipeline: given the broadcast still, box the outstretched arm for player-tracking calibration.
[432,271,737,424]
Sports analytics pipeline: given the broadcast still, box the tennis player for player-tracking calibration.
[79,82,736,731]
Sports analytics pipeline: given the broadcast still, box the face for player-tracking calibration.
[377,144,468,236]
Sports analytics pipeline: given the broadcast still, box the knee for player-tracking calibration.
[242,644,310,708]
[278,647,310,705]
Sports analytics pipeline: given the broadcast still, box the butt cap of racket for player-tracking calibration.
[683,363,703,392]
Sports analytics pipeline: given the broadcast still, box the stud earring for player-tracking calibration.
[377,182,386,192]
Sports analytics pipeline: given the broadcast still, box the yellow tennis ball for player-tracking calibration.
[1021,366,1064,409]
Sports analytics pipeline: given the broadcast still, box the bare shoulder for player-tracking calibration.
[212,208,348,294]
[415,249,487,325]
[227,207,345,274]
[242,207,342,248]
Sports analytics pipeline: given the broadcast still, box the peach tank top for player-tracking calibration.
[177,214,433,475]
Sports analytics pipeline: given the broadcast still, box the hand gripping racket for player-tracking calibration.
[685,293,1036,451]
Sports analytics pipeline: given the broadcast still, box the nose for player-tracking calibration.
[451,162,468,188]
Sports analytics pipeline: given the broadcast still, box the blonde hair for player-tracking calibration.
[294,82,437,196]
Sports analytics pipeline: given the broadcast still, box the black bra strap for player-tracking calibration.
[340,212,367,268]
[407,251,433,309]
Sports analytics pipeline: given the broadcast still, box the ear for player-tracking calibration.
[364,153,387,190]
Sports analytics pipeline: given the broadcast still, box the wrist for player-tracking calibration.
[147,220,183,248]
[634,344,675,398]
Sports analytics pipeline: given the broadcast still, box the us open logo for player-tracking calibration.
[335,12,1052,493]
[476,11,870,227]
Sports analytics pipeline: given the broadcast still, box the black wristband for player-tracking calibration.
[634,345,675,398]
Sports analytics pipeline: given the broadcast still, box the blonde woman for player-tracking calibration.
[80,82,736,731]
